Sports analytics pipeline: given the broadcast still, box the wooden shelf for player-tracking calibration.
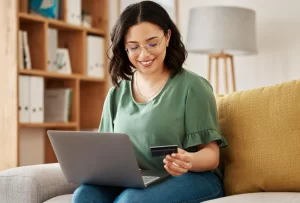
[19,12,45,23]
[19,69,106,82]
[48,18,83,32]
[19,122,77,128]
[86,27,105,35]
[19,69,78,80]
[19,12,105,36]
[80,75,106,82]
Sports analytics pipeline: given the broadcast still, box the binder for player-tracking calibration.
[87,35,104,78]
[18,75,30,123]
[66,0,81,25]
[29,76,44,123]
[47,28,57,72]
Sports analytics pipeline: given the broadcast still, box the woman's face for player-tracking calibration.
[125,22,171,75]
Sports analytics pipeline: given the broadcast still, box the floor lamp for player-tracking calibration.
[186,6,257,94]
[208,53,235,94]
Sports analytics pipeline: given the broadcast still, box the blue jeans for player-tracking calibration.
[72,171,224,203]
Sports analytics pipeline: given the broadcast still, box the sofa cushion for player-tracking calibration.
[216,79,300,195]
[0,163,79,203]
[43,194,73,203]
[203,192,300,203]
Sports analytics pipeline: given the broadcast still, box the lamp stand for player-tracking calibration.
[208,53,236,94]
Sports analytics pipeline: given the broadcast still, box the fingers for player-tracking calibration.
[168,154,192,169]
[163,148,192,176]
[177,148,186,154]
[172,152,191,162]
[164,159,188,173]
[166,155,189,169]
[164,164,182,176]
[163,156,191,176]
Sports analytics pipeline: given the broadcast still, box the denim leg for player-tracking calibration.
[72,184,124,203]
[114,171,224,203]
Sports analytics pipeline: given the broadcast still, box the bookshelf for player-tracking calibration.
[16,0,109,165]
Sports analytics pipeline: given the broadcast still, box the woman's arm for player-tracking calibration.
[189,141,220,172]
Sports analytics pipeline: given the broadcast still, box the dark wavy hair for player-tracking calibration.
[108,1,188,87]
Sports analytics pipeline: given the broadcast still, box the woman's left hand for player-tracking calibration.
[163,148,193,176]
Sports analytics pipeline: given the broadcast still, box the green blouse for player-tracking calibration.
[99,68,228,171]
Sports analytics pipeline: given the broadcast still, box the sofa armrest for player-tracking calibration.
[0,163,79,203]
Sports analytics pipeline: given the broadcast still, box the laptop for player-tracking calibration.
[47,130,170,188]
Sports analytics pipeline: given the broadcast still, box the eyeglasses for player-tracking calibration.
[125,36,165,56]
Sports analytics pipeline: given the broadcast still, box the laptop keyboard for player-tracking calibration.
[142,175,160,184]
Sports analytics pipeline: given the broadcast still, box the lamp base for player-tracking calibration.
[208,53,236,94]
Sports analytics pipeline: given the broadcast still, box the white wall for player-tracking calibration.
[179,0,300,93]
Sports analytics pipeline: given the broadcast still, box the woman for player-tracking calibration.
[73,1,228,203]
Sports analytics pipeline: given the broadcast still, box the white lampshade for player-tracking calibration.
[186,6,257,55]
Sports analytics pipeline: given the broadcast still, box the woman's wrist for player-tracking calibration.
[187,152,196,171]
[187,145,220,172]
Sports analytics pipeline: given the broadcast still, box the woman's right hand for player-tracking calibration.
[163,148,192,176]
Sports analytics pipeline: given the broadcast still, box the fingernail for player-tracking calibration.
[171,153,176,157]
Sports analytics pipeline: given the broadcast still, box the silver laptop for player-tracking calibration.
[47,130,170,188]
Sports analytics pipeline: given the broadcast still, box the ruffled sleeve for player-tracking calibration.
[183,77,228,149]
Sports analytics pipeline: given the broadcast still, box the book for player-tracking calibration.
[22,31,32,69]
[44,88,72,122]
[18,31,24,70]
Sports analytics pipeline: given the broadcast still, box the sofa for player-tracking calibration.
[1,78,300,203]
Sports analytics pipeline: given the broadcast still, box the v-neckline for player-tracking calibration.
[129,71,171,105]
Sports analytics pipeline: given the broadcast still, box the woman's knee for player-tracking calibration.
[114,188,145,203]
[72,184,102,203]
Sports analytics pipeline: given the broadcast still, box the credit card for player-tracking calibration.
[150,145,178,157]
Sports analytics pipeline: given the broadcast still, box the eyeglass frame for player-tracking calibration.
[124,35,167,56]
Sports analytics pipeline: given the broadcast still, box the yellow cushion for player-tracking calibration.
[216,79,300,196]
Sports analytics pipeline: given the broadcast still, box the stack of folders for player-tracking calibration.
[44,88,72,122]
[18,30,31,70]
[19,76,44,123]
[86,35,105,78]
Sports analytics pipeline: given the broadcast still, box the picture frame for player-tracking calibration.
[117,0,178,26]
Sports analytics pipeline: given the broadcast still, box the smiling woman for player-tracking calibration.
[72,1,228,203]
